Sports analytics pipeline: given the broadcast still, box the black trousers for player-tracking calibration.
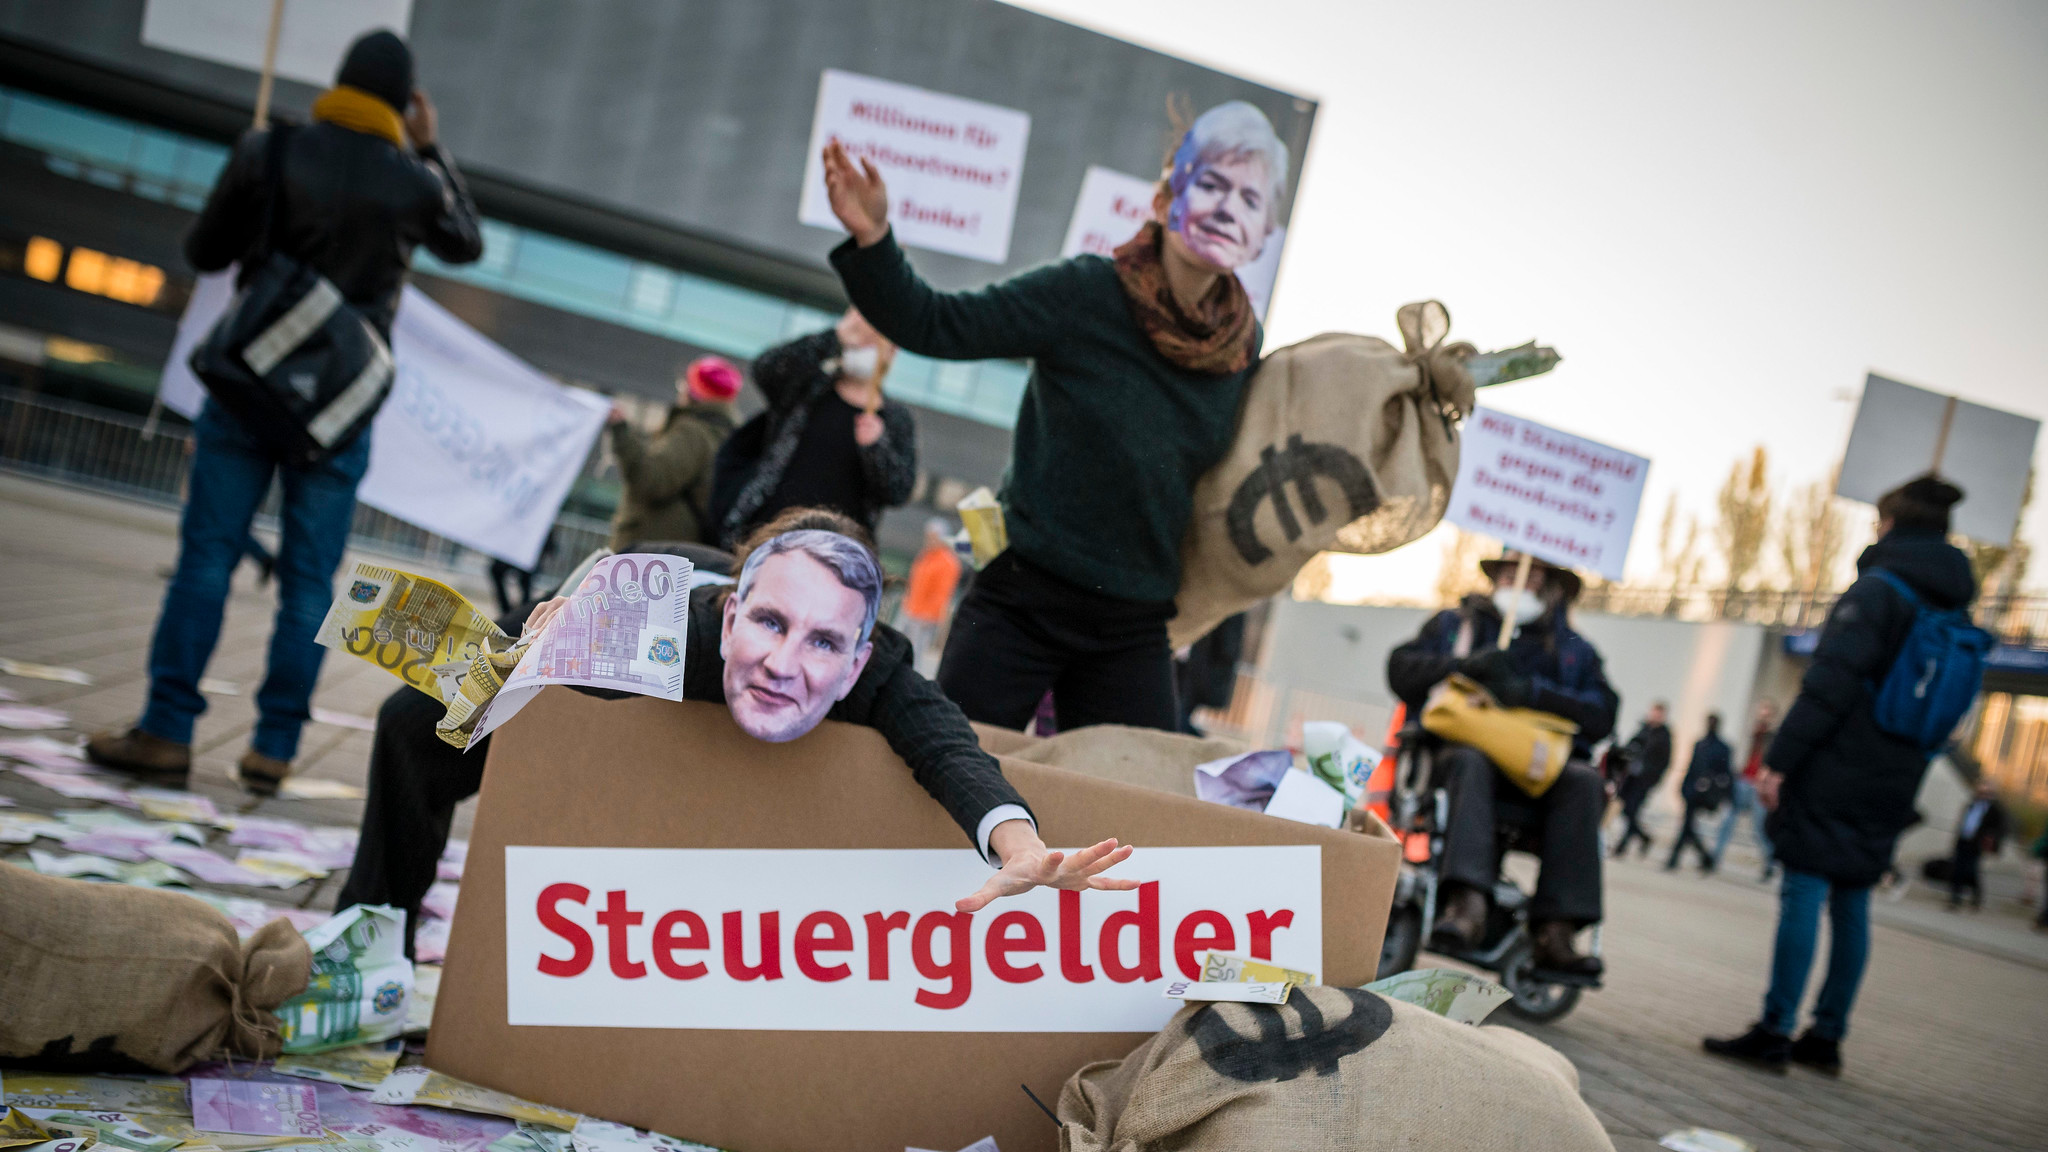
[1667,800,1714,869]
[333,685,487,953]
[1614,781,1655,855]
[936,552,1178,733]
[1438,744,1605,926]
[1949,841,1983,907]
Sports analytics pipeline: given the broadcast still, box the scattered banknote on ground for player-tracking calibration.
[0,1074,190,1114]
[907,1140,996,1152]
[0,658,95,685]
[0,705,70,731]
[1163,979,1292,1004]
[144,843,293,888]
[278,778,367,801]
[277,905,413,1053]
[189,1080,322,1139]
[309,707,378,732]
[0,813,65,844]
[18,1110,181,1152]
[370,1069,577,1131]
[27,850,188,888]
[181,891,329,939]
[1198,950,1317,987]
[228,818,358,870]
[568,1119,723,1152]
[198,678,241,696]
[13,769,134,806]
[0,737,93,773]
[406,963,441,1035]
[131,786,223,824]
[315,564,512,708]
[0,1109,50,1150]
[467,554,693,747]
[1363,967,1514,1025]
[1658,1129,1755,1152]
[235,849,331,885]
[274,1039,404,1091]
[142,1117,340,1152]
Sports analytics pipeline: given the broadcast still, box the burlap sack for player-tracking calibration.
[0,864,312,1072]
[985,723,1248,799]
[1170,302,1476,646]
[1059,985,1613,1152]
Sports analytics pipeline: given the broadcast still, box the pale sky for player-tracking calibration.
[1011,0,2048,599]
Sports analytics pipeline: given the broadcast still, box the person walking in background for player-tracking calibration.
[1666,712,1733,873]
[608,356,741,550]
[1716,698,1780,879]
[2033,826,2048,932]
[1613,702,1673,857]
[1706,475,1978,1075]
[1947,778,2007,910]
[818,101,1286,733]
[712,309,915,547]
[897,518,963,677]
[87,30,481,795]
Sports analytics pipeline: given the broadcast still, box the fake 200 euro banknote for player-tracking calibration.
[467,554,693,747]
[1198,950,1317,987]
[315,564,511,705]
[1362,967,1513,1025]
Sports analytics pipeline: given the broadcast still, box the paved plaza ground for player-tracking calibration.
[3,472,2046,1152]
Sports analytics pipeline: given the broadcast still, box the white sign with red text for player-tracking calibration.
[799,69,1031,264]
[505,845,1320,1032]
[1058,165,1286,320]
[1447,408,1650,581]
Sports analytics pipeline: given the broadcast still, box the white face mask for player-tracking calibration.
[839,344,881,381]
[1492,588,1545,625]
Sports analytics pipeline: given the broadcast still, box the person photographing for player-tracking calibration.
[819,101,1286,732]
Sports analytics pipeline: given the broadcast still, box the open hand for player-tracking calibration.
[853,411,885,446]
[1756,768,1782,811]
[821,139,890,247]
[958,827,1138,913]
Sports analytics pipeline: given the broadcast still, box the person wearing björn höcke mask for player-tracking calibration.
[819,100,1287,735]
[1385,550,1619,977]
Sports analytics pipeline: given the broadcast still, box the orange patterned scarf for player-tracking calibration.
[1111,220,1255,375]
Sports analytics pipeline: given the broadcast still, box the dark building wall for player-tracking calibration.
[0,0,1315,294]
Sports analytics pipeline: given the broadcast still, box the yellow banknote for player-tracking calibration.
[1198,950,1318,987]
[316,564,510,704]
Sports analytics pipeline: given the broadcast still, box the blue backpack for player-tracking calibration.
[1868,569,1993,752]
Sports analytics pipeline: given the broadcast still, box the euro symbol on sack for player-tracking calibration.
[1225,435,1380,565]
[1188,987,1392,1083]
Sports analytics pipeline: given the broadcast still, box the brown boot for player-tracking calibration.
[1429,885,1490,951]
[85,727,191,785]
[1531,919,1604,978]
[237,749,292,797]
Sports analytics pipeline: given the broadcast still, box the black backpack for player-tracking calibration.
[189,126,394,467]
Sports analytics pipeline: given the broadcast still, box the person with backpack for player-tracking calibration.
[710,309,916,549]
[86,30,481,795]
[1706,474,1987,1074]
[607,357,741,550]
[1665,713,1734,873]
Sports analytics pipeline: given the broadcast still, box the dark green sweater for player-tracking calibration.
[832,233,1257,602]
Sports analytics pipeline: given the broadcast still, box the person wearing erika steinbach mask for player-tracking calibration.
[336,509,1136,954]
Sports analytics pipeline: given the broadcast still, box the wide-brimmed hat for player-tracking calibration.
[1478,550,1583,603]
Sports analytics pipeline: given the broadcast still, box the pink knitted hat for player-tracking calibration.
[685,356,742,403]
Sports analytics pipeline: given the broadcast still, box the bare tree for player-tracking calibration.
[1777,468,1849,609]
[1655,492,1706,616]
[1433,528,1493,607]
[1714,446,1773,614]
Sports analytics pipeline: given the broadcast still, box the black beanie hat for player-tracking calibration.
[1877,472,1964,534]
[335,29,413,112]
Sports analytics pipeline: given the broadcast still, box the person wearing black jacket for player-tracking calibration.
[1387,552,1620,976]
[1613,702,1673,857]
[337,509,1130,953]
[89,30,482,795]
[1947,779,2008,909]
[1666,714,1734,873]
[1707,475,1978,1074]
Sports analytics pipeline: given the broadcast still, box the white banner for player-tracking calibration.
[1058,164,1286,320]
[1446,408,1650,581]
[160,274,608,571]
[142,0,415,89]
[504,845,1322,1032]
[1836,373,2039,546]
[799,69,1031,264]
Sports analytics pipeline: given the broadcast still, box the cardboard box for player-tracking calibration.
[429,689,1398,1152]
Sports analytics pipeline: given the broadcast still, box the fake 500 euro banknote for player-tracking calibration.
[466,554,693,747]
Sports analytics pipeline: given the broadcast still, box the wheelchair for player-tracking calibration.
[1373,721,1601,1022]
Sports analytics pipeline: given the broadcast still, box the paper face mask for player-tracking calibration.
[1163,101,1288,274]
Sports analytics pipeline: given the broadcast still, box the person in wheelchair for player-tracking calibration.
[1386,551,1619,977]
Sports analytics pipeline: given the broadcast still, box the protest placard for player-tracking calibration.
[798,69,1031,264]
[159,275,608,571]
[1836,373,2039,546]
[1446,408,1650,581]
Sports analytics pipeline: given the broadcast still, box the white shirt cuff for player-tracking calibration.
[976,804,1035,866]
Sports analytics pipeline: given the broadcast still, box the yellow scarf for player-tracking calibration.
[310,86,406,148]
